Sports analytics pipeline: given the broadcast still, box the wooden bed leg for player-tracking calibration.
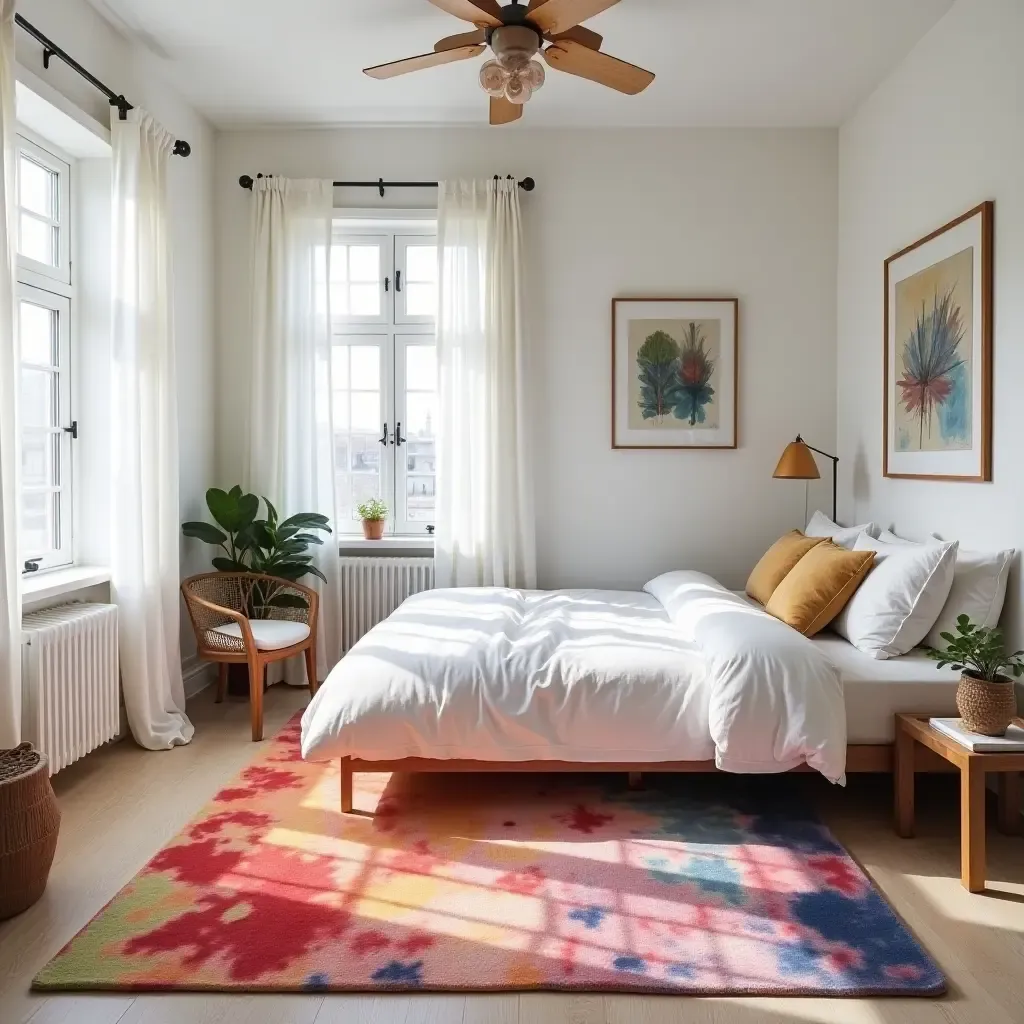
[628,771,643,790]
[340,758,353,814]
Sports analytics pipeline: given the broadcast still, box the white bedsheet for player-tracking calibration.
[301,572,847,781]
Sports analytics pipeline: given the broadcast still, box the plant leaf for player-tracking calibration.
[267,593,309,609]
[182,521,228,545]
[212,556,248,573]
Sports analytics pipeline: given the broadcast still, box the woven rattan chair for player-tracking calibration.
[181,572,320,741]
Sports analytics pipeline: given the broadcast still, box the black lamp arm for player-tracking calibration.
[794,435,839,522]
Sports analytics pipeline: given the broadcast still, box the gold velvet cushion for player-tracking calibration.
[745,531,826,605]
[765,541,875,636]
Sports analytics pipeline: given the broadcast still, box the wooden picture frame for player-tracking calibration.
[883,202,993,481]
[612,297,739,450]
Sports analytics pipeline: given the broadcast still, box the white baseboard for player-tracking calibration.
[182,655,215,700]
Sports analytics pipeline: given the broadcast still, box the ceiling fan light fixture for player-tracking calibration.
[504,72,532,104]
[479,59,507,97]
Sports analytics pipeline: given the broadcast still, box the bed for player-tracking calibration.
[300,571,961,811]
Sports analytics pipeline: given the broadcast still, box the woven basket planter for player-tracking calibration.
[956,673,1018,736]
[0,743,61,919]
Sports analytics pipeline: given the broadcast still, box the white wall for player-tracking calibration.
[16,0,217,684]
[837,0,1023,645]
[216,127,838,590]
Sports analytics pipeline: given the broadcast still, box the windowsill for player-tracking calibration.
[22,564,111,603]
[338,536,434,554]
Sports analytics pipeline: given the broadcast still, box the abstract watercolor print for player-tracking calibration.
[628,318,721,430]
[893,246,973,452]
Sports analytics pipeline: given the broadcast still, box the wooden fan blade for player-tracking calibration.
[427,0,503,27]
[546,25,603,50]
[364,44,485,80]
[528,0,621,36]
[490,96,524,125]
[544,39,654,94]
[435,29,488,51]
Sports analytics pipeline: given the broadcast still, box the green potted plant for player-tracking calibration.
[183,486,332,604]
[356,498,388,540]
[925,614,1023,735]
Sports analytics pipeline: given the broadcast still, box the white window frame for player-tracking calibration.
[17,282,73,570]
[394,234,438,325]
[15,130,75,573]
[15,133,71,288]
[332,213,437,537]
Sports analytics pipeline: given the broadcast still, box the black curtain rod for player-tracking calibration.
[14,14,190,157]
[238,173,535,197]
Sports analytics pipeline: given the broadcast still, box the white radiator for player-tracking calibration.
[21,603,119,775]
[341,556,434,651]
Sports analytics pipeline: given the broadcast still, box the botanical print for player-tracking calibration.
[628,318,721,430]
[893,246,973,452]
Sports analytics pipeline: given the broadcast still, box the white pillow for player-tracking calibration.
[832,534,958,658]
[805,510,880,551]
[873,532,1014,646]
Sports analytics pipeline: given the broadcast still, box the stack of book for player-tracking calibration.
[929,717,1024,752]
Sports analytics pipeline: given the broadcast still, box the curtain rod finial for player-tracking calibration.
[520,176,535,191]
[173,140,191,158]
[239,174,254,190]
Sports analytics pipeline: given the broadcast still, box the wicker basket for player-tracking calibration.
[0,743,61,919]
[956,672,1018,737]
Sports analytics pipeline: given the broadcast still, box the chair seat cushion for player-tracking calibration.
[212,619,311,651]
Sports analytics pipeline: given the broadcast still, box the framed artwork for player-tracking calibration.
[884,202,993,481]
[612,297,738,449]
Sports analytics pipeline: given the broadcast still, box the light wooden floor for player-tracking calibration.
[2,685,1023,1024]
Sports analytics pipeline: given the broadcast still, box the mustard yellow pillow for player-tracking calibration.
[765,541,875,636]
[745,531,826,605]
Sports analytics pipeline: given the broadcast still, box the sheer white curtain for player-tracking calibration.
[110,110,193,749]
[435,179,536,589]
[0,0,21,748]
[246,178,343,680]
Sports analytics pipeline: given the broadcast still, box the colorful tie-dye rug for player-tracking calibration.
[34,714,944,996]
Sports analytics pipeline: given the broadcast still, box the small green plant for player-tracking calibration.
[925,614,1024,682]
[356,498,388,522]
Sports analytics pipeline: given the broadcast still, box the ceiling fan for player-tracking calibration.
[364,0,655,125]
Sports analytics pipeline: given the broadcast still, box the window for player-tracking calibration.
[16,133,74,571]
[331,221,437,536]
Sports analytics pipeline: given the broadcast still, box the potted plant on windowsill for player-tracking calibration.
[357,498,389,541]
[925,614,1023,736]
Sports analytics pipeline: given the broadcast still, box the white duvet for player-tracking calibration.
[301,571,847,782]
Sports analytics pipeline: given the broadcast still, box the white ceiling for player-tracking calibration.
[87,0,953,129]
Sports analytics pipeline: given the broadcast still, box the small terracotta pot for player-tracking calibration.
[956,672,1017,736]
[362,518,386,540]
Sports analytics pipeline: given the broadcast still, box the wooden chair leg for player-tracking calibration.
[304,642,318,698]
[340,758,353,813]
[249,653,264,742]
[215,662,228,704]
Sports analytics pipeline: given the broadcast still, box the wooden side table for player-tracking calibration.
[894,713,1022,892]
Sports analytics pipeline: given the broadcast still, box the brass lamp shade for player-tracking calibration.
[774,440,821,480]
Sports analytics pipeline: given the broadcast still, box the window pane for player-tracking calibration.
[406,345,437,391]
[406,472,435,522]
[406,392,436,438]
[21,432,51,488]
[350,346,380,390]
[21,491,53,556]
[20,301,56,366]
[349,245,380,282]
[349,284,379,318]
[19,156,55,218]
[351,392,380,433]
[350,474,381,521]
[21,368,53,428]
[332,391,350,432]
[331,245,349,281]
[350,435,380,473]
[405,245,437,282]
[19,212,56,266]
[404,282,436,318]
[331,345,349,389]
